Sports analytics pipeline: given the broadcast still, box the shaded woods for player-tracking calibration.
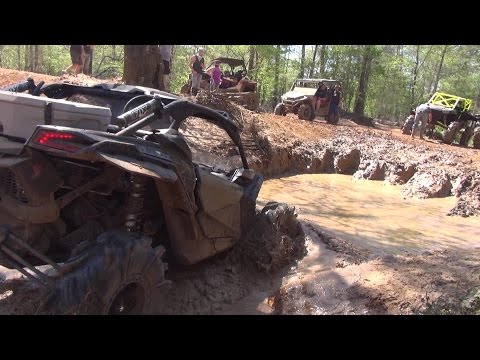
[1,45,479,120]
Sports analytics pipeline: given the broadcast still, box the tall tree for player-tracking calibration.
[273,45,281,103]
[354,45,375,117]
[123,45,164,90]
[33,45,40,72]
[248,45,255,72]
[319,45,327,77]
[24,45,29,71]
[299,45,305,78]
[16,45,21,70]
[432,45,448,94]
[410,45,420,106]
[309,45,318,77]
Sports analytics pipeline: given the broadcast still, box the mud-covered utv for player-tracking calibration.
[0,78,181,131]
[274,78,341,123]
[403,92,480,148]
[180,57,260,111]
[0,80,262,314]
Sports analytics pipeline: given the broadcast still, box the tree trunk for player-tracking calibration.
[17,46,21,70]
[123,45,164,90]
[410,45,420,106]
[283,46,289,95]
[272,45,281,104]
[33,45,40,72]
[28,45,34,71]
[84,47,93,75]
[248,45,255,72]
[309,45,318,77]
[254,50,259,81]
[432,45,448,94]
[319,45,327,77]
[24,45,29,71]
[353,46,374,117]
[299,45,305,78]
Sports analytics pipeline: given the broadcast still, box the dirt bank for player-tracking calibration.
[0,67,110,89]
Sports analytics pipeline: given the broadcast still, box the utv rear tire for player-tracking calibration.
[443,121,461,144]
[274,103,286,116]
[298,104,314,121]
[41,231,167,315]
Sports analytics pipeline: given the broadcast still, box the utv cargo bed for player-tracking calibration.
[0,90,112,141]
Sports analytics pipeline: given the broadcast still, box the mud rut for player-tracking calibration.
[1,90,480,315]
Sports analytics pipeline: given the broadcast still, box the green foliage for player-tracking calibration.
[0,45,124,77]
[1,45,479,121]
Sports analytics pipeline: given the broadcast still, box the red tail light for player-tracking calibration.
[32,130,90,152]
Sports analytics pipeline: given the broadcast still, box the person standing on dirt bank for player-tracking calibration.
[159,45,173,91]
[189,47,205,96]
[210,60,222,92]
[328,84,342,120]
[63,45,85,75]
[411,103,431,140]
[313,82,329,113]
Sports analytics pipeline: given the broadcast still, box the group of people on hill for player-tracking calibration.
[188,47,250,95]
[313,81,343,119]
[189,47,222,95]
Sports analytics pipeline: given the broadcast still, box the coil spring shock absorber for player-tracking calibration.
[125,174,148,232]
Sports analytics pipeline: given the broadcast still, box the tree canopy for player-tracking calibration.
[1,45,479,120]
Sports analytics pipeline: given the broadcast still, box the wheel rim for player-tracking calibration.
[108,282,145,315]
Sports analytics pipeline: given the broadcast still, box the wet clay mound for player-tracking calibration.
[0,68,59,88]
[228,202,307,273]
[195,91,249,131]
[448,171,480,217]
[402,170,452,199]
[156,202,307,315]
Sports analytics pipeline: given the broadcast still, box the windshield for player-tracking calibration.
[180,117,243,172]
[294,81,319,88]
[292,80,339,90]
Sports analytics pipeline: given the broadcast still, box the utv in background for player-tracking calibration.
[403,92,480,148]
[426,92,480,147]
[274,78,341,123]
[181,57,260,111]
